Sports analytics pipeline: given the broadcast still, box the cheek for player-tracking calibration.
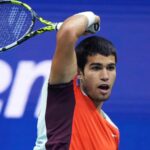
[82,75,95,89]
[85,75,98,91]
[84,73,97,85]
[110,72,116,84]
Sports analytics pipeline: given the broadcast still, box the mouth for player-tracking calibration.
[98,84,110,94]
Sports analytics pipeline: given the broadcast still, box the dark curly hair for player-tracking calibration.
[75,36,117,72]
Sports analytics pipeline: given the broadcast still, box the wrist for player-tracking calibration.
[75,11,96,27]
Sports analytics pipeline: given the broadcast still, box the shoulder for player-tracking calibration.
[102,110,119,129]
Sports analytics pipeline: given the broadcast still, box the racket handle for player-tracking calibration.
[86,22,100,33]
[56,22,100,33]
[56,22,63,30]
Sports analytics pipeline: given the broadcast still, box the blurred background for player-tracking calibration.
[0,0,150,149]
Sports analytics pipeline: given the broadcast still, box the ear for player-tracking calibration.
[77,68,83,79]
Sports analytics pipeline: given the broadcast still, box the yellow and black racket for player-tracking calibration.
[0,0,100,52]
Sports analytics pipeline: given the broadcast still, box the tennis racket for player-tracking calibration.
[0,0,100,52]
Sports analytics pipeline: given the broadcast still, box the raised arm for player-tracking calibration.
[49,12,100,84]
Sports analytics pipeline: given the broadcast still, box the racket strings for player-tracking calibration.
[0,4,33,48]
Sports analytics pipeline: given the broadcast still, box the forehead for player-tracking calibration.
[86,54,116,65]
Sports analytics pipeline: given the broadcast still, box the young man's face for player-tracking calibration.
[79,54,116,106]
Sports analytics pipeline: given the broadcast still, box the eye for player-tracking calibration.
[107,64,116,71]
[91,65,102,71]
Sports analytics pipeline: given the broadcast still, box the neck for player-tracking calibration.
[79,85,104,109]
[80,86,105,118]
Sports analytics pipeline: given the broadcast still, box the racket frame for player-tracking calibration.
[0,0,56,52]
[0,0,100,52]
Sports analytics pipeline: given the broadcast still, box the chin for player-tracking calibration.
[88,92,111,103]
[99,94,110,102]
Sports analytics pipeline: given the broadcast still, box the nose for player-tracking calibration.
[100,69,109,81]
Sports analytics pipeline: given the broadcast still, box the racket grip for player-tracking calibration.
[86,22,100,33]
[56,22,63,30]
[56,22,100,33]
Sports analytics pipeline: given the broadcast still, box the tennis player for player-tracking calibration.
[34,11,120,150]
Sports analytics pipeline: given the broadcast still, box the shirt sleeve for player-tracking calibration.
[45,81,75,149]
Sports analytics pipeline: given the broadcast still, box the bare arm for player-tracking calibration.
[49,12,100,84]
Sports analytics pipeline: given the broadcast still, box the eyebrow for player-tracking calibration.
[89,62,116,66]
